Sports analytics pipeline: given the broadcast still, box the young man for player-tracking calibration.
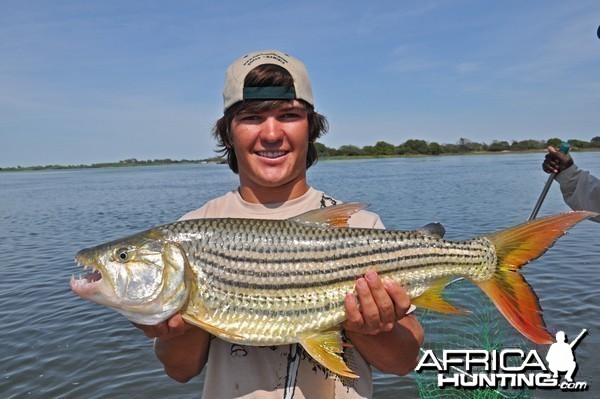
[543,146,600,216]
[135,50,424,398]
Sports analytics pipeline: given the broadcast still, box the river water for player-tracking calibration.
[1,153,598,398]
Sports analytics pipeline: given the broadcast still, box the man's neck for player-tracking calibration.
[238,180,310,205]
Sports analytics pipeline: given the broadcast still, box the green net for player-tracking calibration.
[415,279,535,399]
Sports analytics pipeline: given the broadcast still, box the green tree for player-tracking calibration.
[568,139,589,149]
[427,142,443,155]
[337,145,364,156]
[458,138,471,152]
[362,145,376,155]
[456,138,485,152]
[373,141,395,155]
[488,141,510,152]
[441,143,460,153]
[314,142,336,157]
[394,145,406,155]
[510,140,545,151]
[403,139,428,154]
[546,138,563,148]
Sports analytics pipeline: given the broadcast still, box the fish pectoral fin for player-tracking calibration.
[300,328,358,379]
[412,277,469,314]
[181,314,245,340]
[288,203,368,228]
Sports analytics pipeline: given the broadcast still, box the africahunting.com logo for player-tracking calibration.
[415,329,589,392]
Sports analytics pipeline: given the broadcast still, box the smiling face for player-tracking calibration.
[230,100,310,203]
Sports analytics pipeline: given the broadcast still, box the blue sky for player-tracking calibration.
[1,0,599,167]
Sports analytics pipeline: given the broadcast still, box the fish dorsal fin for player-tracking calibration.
[417,222,446,238]
[288,203,368,228]
[300,327,358,378]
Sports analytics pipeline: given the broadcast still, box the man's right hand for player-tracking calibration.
[133,314,210,383]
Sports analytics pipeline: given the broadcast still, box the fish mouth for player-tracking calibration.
[70,263,104,295]
[70,251,111,299]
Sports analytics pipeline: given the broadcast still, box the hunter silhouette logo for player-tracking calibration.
[546,329,587,383]
[415,328,589,391]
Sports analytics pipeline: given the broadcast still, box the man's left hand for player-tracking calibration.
[342,270,412,335]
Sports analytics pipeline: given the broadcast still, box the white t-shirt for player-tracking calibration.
[180,187,383,399]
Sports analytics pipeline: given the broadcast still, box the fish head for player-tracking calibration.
[71,229,190,325]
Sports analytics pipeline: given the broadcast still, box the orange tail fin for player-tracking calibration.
[475,211,596,344]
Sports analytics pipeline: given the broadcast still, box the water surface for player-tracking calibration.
[1,153,598,398]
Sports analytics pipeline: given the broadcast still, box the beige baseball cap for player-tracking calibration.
[222,50,314,112]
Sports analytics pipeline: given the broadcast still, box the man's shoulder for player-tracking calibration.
[349,209,384,229]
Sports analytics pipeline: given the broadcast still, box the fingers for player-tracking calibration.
[132,314,189,340]
[167,314,190,335]
[344,292,363,328]
[343,271,411,335]
[544,146,573,174]
[363,271,395,329]
[543,153,559,174]
[382,278,412,317]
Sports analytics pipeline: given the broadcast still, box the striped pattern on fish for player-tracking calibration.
[71,203,597,378]
[173,218,495,345]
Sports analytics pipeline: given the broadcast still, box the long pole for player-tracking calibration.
[528,142,570,221]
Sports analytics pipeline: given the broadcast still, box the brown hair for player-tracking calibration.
[212,64,328,174]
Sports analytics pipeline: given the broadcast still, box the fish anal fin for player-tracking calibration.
[300,327,358,378]
[181,314,245,340]
[412,277,469,314]
[289,203,368,228]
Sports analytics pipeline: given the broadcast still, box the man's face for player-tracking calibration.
[230,100,309,194]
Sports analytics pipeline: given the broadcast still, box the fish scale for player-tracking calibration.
[168,217,496,346]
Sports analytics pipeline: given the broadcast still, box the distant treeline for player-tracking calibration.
[2,137,599,172]
[315,137,600,157]
[0,157,225,172]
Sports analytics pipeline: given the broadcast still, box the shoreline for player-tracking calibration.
[2,148,599,173]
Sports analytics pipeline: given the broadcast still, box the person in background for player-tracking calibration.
[133,50,424,399]
[543,145,600,215]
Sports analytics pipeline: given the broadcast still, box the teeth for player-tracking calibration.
[258,151,286,158]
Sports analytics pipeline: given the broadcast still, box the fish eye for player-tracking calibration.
[115,248,130,262]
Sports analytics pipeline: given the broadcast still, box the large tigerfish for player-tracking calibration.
[71,204,596,377]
